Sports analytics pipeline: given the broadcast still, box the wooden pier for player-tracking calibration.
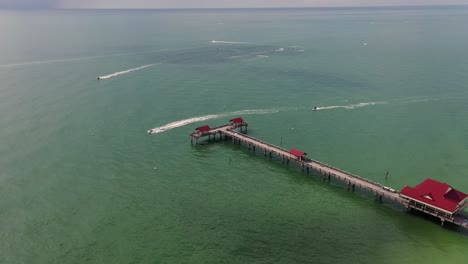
[189,118,468,230]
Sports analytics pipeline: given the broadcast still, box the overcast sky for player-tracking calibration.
[1,0,468,9]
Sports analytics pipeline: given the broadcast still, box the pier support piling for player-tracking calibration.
[188,121,417,227]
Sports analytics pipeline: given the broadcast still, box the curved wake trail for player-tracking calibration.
[147,108,287,134]
[315,102,385,111]
[97,64,154,80]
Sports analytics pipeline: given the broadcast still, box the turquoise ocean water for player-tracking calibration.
[1,6,468,263]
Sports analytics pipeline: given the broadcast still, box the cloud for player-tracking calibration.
[4,0,468,9]
[61,0,468,9]
[0,0,59,9]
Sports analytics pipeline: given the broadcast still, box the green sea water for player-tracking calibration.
[1,7,468,264]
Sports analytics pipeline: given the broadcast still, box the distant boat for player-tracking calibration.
[313,107,318,111]
[96,77,100,80]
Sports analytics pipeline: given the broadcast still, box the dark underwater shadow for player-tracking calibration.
[145,44,304,65]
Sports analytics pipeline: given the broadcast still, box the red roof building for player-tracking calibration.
[196,125,211,133]
[400,178,468,215]
[230,117,244,124]
[290,148,307,159]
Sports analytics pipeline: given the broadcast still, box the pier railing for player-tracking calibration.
[226,128,395,193]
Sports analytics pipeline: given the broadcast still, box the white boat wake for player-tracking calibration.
[210,40,261,45]
[147,108,287,134]
[399,97,439,104]
[97,64,154,80]
[0,57,93,68]
[314,102,385,111]
[0,52,149,68]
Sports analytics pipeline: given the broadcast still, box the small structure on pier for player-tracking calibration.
[230,117,244,124]
[195,125,211,135]
[230,117,248,132]
[190,117,248,144]
[290,148,307,161]
[400,179,468,223]
[190,125,212,143]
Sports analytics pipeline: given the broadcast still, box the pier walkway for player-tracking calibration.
[221,127,404,204]
[189,119,468,230]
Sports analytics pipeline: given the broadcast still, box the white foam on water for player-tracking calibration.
[147,108,287,134]
[244,55,269,61]
[97,64,154,80]
[0,52,148,68]
[0,57,88,68]
[230,55,247,59]
[147,114,219,134]
[210,40,260,45]
[231,53,269,60]
[314,102,385,111]
[400,97,438,104]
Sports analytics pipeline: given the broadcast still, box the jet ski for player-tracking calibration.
[313,107,318,111]
[96,77,101,80]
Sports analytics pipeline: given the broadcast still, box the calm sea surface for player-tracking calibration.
[0,7,468,264]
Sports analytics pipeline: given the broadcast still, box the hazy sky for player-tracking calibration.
[1,0,468,9]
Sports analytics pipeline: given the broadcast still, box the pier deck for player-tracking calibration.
[189,120,468,230]
[220,128,405,204]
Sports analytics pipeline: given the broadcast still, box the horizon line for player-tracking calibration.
[2,4,468,11]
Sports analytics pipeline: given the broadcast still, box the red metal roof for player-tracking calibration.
[290,148,306,158]
[230,117,244,124]
[196,125,211,132]
[400,178,468,213]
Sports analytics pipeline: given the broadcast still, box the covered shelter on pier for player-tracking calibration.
[400,178,468,220]
[195,125,211,133]
[190,125,212,142]
[230,117,244,124]
[229,117,248,131]
[290,148,307,161]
